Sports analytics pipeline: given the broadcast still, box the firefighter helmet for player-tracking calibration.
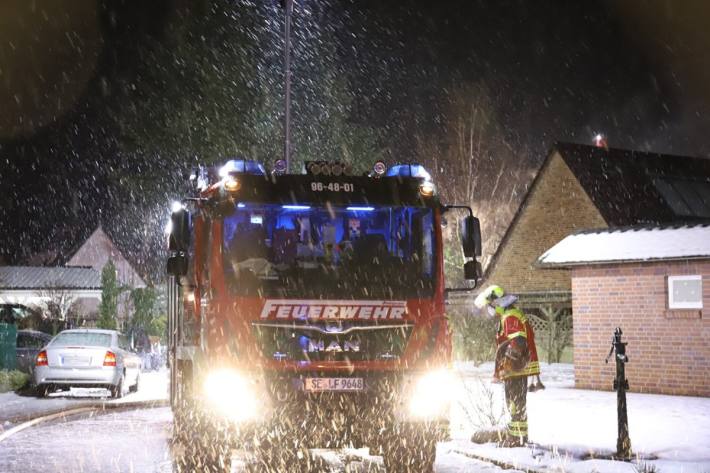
[474,285,505,309]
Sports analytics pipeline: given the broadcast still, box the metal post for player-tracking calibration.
[167,275,178,408]
[283,0,293,172]
[605,327,632,459]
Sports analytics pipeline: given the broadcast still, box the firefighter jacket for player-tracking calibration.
[494,307,539,380]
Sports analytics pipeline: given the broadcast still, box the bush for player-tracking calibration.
[633,462,660,473]
[448,305,497,364]
[0,370,30,393]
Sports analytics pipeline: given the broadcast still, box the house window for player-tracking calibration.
[668,275,703,309]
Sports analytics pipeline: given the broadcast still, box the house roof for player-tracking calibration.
[0,266,102,290]
[536,222,710,267]
[484,142,710,278]
[554,142,710,225]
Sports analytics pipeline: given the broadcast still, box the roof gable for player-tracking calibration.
[484,150,606,291]
[67,227,146,288]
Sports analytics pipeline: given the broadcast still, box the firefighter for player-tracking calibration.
[471,285,537,447]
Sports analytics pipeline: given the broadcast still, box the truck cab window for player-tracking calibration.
[222,204,436,299]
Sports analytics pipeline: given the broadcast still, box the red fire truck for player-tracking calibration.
[166,159,481,472]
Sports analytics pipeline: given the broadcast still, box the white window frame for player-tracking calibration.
[668,275,703,309]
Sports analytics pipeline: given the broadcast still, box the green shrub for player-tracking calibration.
[0,369,30,393]
[448,306,497,364]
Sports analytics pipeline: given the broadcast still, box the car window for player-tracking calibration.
[118,335,130,351]
[16,333,29,348]
[51,332,112,347]
[17,333,47,349]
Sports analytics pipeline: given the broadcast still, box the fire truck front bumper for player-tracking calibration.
[193,368,452,447]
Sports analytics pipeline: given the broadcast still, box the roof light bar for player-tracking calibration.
[347,206,375,211]
[386,163,432,181]
[282,205,311,210]
[219,159,266,177]
[306,161,353,176]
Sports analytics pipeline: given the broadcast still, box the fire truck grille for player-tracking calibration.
[252,323,413,362]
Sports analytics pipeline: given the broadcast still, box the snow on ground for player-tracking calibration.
[449,362,710,473]
[0,369,168,430]
[3,364,709,473]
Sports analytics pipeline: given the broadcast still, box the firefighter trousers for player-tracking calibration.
[504,375,528,441]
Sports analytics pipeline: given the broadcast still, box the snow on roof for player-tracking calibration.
[537,223,710,267]
[0,266,102,290]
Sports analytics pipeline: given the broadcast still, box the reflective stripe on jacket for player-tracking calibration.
[495,307,539,379]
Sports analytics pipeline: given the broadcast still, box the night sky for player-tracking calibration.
[1,0,709,278]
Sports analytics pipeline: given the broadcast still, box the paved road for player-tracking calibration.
[0,407,503,473]
[0,370,168,427]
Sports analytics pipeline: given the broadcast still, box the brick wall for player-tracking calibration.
[572,260,710,397]
[487,152,607,293]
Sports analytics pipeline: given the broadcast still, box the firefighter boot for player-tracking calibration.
[497,432,527,448]
[534,375,545,391]
[528,380,537,392]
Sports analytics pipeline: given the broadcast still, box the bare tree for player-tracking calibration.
[416,81,534,280]
[35,280,82,330]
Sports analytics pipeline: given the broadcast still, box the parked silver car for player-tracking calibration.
[34,329,142,398]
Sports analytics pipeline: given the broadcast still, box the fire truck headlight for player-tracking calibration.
[203,369,258,422]
[223,176,241,192]
[419,181,436,197]
[407,369,455,418]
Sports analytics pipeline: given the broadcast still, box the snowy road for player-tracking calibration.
[0,370,169,427]
[2,364,709,473]
[0,406,503,473]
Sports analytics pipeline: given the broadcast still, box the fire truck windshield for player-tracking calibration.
[222,203,436,299]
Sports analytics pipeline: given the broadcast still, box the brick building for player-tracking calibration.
[484,142,710,313]
[538,224,710,396]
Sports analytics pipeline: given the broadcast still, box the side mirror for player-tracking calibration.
[459,215,482,258]
[167,254,188,276]
[464,260,483,281]
[168,208,191,253]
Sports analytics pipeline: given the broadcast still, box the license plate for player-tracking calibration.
[61,355,90,366]
[303,377,364,392]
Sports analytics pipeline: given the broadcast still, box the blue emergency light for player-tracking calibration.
[385,164,432,181]
[219,159,266,177]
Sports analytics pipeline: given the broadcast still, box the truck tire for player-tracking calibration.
[250,434,318,473]
[383,435,436,473]
[174,419,232,473]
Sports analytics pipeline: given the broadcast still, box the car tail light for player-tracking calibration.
[36,350,48,366]
[103,351,117,367]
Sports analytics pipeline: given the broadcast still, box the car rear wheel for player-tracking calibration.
[35,384,49,398]
[111,375,125,398]
[129,372,140,393]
